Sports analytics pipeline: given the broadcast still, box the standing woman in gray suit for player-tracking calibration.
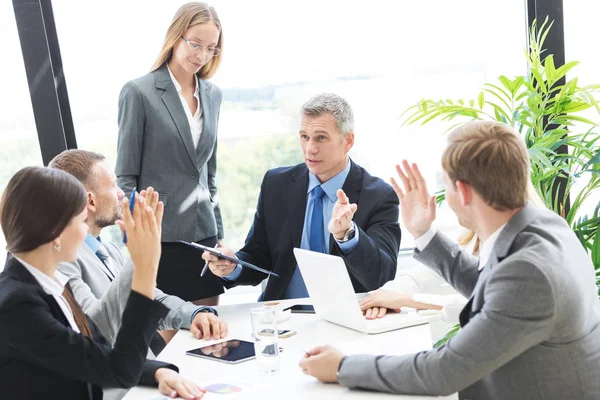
[116,2,225,306]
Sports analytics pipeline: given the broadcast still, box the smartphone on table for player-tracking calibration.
[283,304,315,314]
[258,329,297,338]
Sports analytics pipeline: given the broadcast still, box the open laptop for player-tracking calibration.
[293,248,440,334]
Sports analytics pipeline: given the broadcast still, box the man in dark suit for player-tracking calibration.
[204,93,401,300]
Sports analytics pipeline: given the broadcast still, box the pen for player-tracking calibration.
[179,240,279,278]
[123,188,136,244]
[200,243,219,277]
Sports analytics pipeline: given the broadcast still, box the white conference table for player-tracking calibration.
[124,299,457,399]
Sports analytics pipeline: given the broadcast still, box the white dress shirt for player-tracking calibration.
[15,257,80,333]
[167,65,203,148]
[477,223,507,269]
[414,223,507,270]
[410,223,507,323]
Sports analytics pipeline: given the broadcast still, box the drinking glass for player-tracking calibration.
[250,306,280,374]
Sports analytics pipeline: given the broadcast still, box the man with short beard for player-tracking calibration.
[50,150,228,354]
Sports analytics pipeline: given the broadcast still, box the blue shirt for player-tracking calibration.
[84,233,101,254]
[84,235,215,322]
[225,159,359,291]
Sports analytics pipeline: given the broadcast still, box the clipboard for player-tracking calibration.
[176,240,280,278]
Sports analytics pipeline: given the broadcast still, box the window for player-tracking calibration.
[564,0,600,219]
[0,2,44,270]
[51,0,527,300]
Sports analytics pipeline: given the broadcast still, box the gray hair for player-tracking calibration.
[301,93,355,136]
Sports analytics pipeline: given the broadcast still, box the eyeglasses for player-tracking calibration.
[181,36,220,57]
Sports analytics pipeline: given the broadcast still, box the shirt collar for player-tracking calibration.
[13,256,68,297]
[167,64,199,96]
[84,233,100,253]
[307,159,351,202]
[479,223,507,269]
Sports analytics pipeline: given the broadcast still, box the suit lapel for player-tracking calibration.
[329,160,362,252]
[459,265,487,327]
[79,244,115,282]
[458,203,538,327]
[289,166,309,249]
[154,64,197,168]
[3,256,71,327]
[44,294,72,328]
[491,202,538,260]
[195,79,214,167]
[458,296,474,327]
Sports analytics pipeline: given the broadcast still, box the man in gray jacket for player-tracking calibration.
[300,121,600,399]
[50,150,228,349]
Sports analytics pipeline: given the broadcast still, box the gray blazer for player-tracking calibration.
[57,241,200,344]
[115,63,224,242]
[338,203,600,399]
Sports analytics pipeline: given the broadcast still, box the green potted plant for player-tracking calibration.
[399,18,600,346]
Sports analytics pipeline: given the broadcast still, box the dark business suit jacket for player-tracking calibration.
[0,256,177,400]
[229,160,401,301]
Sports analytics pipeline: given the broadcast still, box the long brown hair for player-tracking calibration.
[1,167,92,337]
[151,2,223,80]
[1,167,87,253]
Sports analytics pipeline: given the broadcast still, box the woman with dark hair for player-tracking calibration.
[0,167,205,399]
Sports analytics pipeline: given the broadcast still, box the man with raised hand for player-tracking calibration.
[50,150,228,351]
[299,120,600,400]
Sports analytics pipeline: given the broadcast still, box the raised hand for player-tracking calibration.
[139,187,164,236]
[117,193,162,299]
[391,160,436,239]
[329,189,358,240]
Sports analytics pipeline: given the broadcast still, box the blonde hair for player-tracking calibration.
[442,120,530,211]
[151,2,223,80]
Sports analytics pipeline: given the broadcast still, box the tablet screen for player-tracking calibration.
[186,339,255,363]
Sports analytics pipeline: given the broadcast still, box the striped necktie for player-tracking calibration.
[95,242,119,281]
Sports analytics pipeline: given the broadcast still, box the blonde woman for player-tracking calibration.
[116,2,226,308]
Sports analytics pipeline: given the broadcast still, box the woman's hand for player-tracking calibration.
[360,290,411,314]
[360,289,443,319]
[362,306,399,320]
[154,368,206,399]
[117,190,163,299]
